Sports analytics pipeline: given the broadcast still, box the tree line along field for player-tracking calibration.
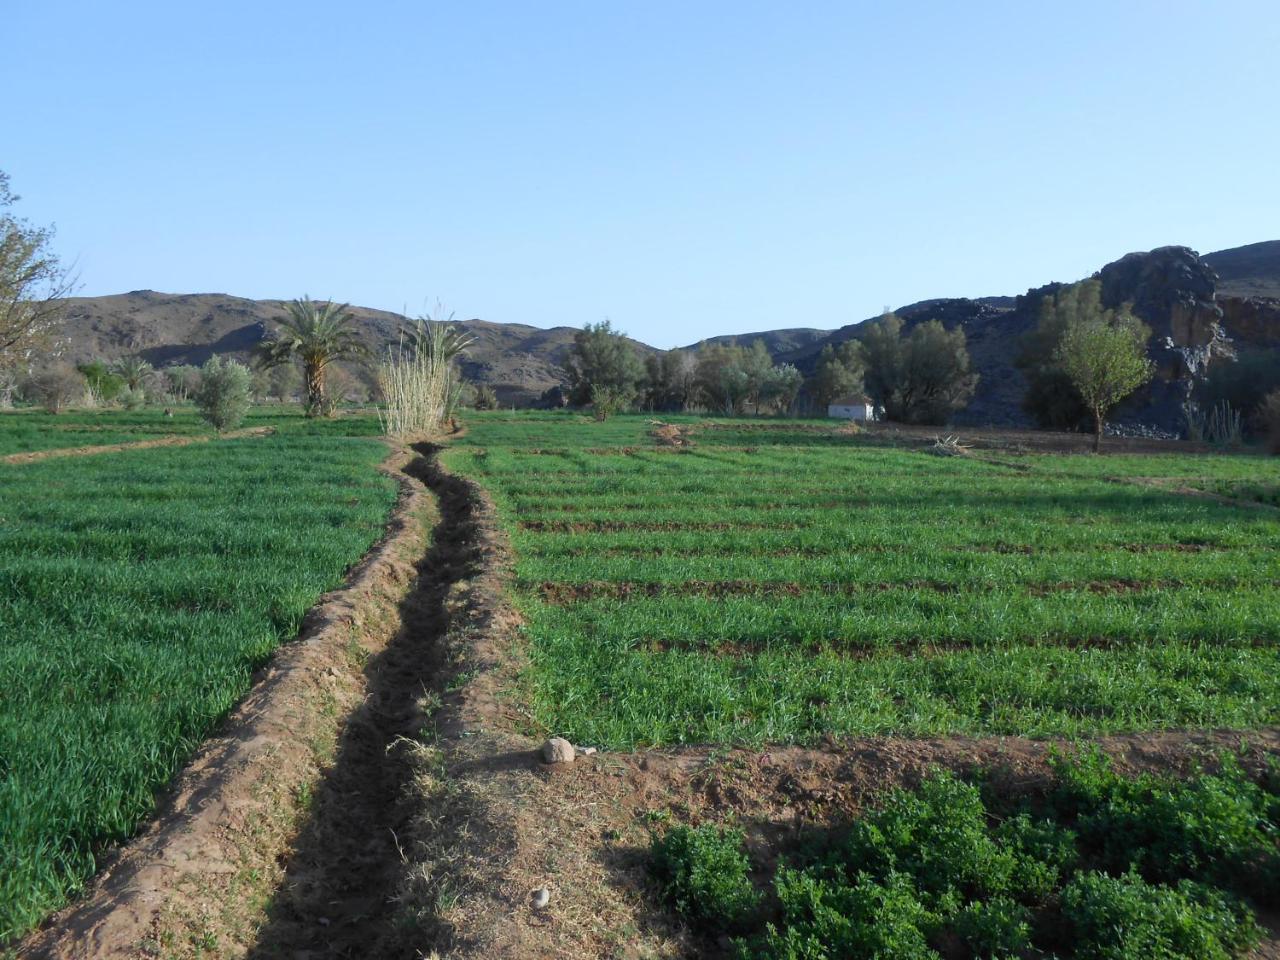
[0,412,393,941]
[443,412,1280,747]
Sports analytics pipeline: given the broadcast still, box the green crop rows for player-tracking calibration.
[0,406,385,456]
[445,412,1280,748]
[0,424,394,941]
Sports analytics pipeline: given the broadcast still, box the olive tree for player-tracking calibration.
[861,314,977,424]
[195,356,253,431]
[1055,312,1153,452]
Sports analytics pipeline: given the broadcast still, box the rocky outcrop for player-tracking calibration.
[1091,246,1232,431]
[1218,296,1280,349]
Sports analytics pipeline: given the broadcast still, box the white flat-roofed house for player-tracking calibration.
[827,394,877,421]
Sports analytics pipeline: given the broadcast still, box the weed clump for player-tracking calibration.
[649,755,1278,959]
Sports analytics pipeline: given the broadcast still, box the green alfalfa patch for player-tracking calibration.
[647,754,1278,959]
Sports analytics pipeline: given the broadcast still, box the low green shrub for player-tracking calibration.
[1049,750,1279,901]
[650,823,759,928]
[1061,871,1259,960]
[952,896,1032,958]
[747,869,938,960]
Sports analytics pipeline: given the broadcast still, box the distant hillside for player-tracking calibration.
[57,291,599,405]
[1203,240,1280,298]
[682,328,829,355]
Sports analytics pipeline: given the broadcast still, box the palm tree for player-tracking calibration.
[112,356,154,391]
[256,296,369,417]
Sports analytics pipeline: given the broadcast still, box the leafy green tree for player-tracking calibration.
[742,339,776,414]
[1260,390,1280,455]
[1018,281,1105,430]
[194,356,252,431]
[1197,347,1280,436]
[0,170,76,401]
[760,363,804,414]
[256,296,370,417]
[695,342,752,414]
[810,342,866,411]
[77,360,125,402]
[643,348,699,412]
[565,319,644,408]
[267,363,302,402]
[862,314,977,424]
[1055,310,1153,452]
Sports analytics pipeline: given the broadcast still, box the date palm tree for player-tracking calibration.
[256,296,369,417]
[112,355,154,391]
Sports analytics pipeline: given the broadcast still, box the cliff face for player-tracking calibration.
[1218,296,1280,349]
[1093,246,1231,431]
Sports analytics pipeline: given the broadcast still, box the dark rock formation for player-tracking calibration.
[1094,246,1231,431]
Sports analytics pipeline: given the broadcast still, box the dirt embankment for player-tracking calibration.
[0,425,275,465]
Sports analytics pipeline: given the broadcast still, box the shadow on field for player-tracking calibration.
[246,444,473,960]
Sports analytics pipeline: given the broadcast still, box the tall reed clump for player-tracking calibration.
[378,317,475,437]
[1185,400,1243,446]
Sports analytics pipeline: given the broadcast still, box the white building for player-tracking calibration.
[827,394,877,421]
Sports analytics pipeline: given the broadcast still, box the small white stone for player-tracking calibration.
[577,746,597,756]
[531,886,551,909]
[541,737,575,764]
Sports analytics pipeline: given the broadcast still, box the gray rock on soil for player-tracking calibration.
[541,737,575,764]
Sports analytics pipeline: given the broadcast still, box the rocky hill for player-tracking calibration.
[55,240,1280,423]
[55,292,619,405]
[1203,240,1280,298]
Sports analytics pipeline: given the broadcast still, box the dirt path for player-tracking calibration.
[0,425,275,464]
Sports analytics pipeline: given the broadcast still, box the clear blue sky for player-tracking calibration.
[5,1,1278,347]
